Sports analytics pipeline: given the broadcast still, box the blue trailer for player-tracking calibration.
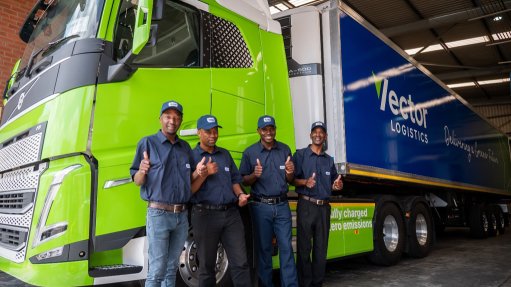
[277,0,511,266]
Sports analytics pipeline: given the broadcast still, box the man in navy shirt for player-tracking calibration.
[130,101,206,287]
[239,115,297,287]
[191,114,251,287]
[292,121,343,287]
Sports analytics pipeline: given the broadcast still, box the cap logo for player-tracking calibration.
[207,117,215,123]
[169,102,178,107]
[264,117,271,123]
[315,122,321,126]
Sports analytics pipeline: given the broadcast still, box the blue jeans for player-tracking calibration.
[145,207,188,287]
[250,201,298,287]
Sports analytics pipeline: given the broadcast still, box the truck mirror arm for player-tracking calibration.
[107,51,137,83]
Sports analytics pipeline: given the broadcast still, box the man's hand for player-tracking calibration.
[332,174,343,191]
[196,156,207,177]
[139,151,151,175]
[284,156,294,175]
[206,157,218,176]
[306,172,316,189]
[254,158,263,178]
[238,193,251,207]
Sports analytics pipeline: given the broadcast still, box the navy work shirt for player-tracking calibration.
[130,131,194,204]
[239,140,292,197]
[293,145,338,200]
[191,144,242,205]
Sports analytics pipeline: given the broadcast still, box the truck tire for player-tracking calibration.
[407,203,433,258]
[495,206,506,235]
[469,204,488,239]
[177,233,232,287]
[486,207,498,237]
[368,202,404,266]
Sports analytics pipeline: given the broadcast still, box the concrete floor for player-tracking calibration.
[1,228,510,286]
[322,228,511,287]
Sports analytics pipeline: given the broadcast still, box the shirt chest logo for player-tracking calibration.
[225,167,230,172]
[326,171,330,175]
[185,163,190,169]
[280,165,285,170]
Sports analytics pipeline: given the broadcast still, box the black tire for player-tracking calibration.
[486,207,498,237]
[177,232,232,287]
[407,203,433,258]
[495,206,506,235]
[368,202,405,266]
[469,204,488,239]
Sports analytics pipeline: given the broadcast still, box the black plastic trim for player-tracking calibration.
[29,239,88,264]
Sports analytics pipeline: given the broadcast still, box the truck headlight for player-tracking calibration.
[32,164,82,248]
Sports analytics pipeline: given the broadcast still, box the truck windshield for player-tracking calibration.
[19,0,105,71]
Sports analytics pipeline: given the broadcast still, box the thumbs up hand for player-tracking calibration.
[284,156,294,175]
[333,174,343,191]
[206,157,218,175]
[196,156,207,177]
[139,151,151,175]
[306,172,316,189]
[254,158,263,178]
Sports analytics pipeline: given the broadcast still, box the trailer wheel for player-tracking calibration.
[495,206,506,235]
[469,205,488,239]
[177,233,232,287]
[368,202,404,266]
[486,207,498,237]
[407,204,432,258]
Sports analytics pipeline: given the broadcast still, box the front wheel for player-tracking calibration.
[368,202,405,266]
[177,234,232,287]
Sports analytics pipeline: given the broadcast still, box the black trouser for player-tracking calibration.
[191,205,251,287]
[296,198,331,287]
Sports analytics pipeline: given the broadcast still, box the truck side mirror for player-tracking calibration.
[3,59,21,100]
[132,0,154,55]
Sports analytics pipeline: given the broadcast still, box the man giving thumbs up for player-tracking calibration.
[239,115,298,287]
[292,121,343,287]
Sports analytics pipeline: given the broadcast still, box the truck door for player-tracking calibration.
[91,0,210,254]
[209,13,265,152]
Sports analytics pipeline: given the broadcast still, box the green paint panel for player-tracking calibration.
[0,86,94,158]
[95,164,146,236]
[91,68,211,167]
[259,31,296,151]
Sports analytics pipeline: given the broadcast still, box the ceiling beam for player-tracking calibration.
[436,66,511,80]
[380,0,511,37]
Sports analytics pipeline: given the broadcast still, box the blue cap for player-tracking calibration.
[160,100,183,116]
[311,121,327,132]
[197,115,222,130]
[257,115,276,129]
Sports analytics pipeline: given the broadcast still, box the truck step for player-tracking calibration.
[89,264,143,277]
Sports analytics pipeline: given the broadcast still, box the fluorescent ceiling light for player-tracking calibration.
[478,78,510,85]
[289,0,316,6]
[405,32,510,55]
[447,82,476,88]
[447,78,510,88]
[275,4,289,11]
[269,6,281,14]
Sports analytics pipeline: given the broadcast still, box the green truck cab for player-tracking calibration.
[0,0,375,286]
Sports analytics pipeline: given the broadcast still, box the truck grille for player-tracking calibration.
[0,224,27,251]
[0,133,42,172]
[0,123,46,263]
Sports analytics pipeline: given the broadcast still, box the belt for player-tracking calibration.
[252,194,287,205]
[299,195,329,206]
[148,202,187,213]
[194,203,236,211]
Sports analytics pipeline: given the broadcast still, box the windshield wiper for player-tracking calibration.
[26,34,80,76]
[42,34,80,57]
